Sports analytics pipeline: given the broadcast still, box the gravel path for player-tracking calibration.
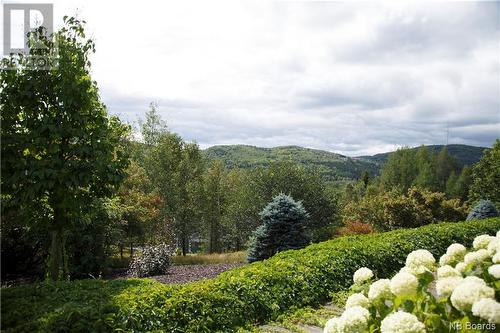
[151,263,244,284]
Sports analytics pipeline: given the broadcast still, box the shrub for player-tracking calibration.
[337,221,374,236]
[323,233,500,332]
[127,243,173,277]
[343,187,467,230]
[2,218,500,332]
[247,194,309,262]
[466,200,499,221]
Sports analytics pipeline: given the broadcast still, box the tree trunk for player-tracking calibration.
[181,236,188,256]
[49,227,64,281]
[120,244,123,259]
[130,242,133,257]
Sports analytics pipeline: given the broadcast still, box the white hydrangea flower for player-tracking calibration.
[440,244,467,267]
[345,293,370,309]
[324,317,341,333]
[493,252,500,264]
[487,237,500,256]
[472,299,500,324]
[455,262,467,274]
[439,253,453,267]
[390,272,418,297]
[497,230,500,237]
[450,279,495,312]
[435,276,463,297]
[463,249,490,266]
[473,235,495,250]
[405,249,435,275]
[447,243,467,258]
[368,279,393,301]
[353,267,374,284]
[380,311,426,333]
[437,265,461,279]
[488,264,500,279]
[337,306,370,333]
[462,276,487,285]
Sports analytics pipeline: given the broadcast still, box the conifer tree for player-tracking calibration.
[247,194,309,262]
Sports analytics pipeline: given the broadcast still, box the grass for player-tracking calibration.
[171,251,247,265]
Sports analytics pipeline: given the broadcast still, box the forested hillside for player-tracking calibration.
[358,144,488,168]
[203,145,378,181]
[203,144,487,182]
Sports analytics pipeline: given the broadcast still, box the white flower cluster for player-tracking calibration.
[390,271,418,297]
[345,293,370,309]
[368,279,393,302]
[353,267,374,285]
[380,311,426,333]
[324,306,370,333]
[405,249,435,275]
[324,230,500,333]
[439,243,466,266]
[450,278,495,311]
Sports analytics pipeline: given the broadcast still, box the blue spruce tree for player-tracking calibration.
[247,194,310,262]
[466,199,499,221]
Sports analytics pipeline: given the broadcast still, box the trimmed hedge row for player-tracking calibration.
[2,218,500,332]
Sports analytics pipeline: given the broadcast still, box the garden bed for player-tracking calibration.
[152,263,244,284]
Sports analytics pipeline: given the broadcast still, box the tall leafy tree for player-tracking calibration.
[140,102,167,148]
[379,147,418,191]
[146,133,204,255]
[469,140,500,206]
[203,160,227,253]
[1,18,130,280]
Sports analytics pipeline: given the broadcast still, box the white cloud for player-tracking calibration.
[48,0,499,156]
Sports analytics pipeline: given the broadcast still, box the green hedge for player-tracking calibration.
[2,218,499,332]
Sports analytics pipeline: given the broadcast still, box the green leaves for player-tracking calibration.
[3,218,500,332]
[1,17,131,279]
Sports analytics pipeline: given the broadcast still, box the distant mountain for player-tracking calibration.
[202,145,379,181]
[357,144,489,169]
[202,144,488,182]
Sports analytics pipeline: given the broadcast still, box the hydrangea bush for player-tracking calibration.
[127,243,173,277]
[324,231,500,333]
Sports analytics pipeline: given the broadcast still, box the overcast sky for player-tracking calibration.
[44,1,500,155]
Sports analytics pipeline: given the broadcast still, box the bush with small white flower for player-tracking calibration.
[324,232,500,333]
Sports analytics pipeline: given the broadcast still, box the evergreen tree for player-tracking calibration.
[447,166,472,201]
[466,200,499,221]
[445,171,458,197]
[360,170,370,189]
[414,146,439,191]
[247,194,310,262]
[435,146,457,191]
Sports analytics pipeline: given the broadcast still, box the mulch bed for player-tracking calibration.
[2,263,245,287]
[151,263,244,284]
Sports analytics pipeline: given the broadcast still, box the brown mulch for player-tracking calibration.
[2,263,244,287]
[151,263,244,284]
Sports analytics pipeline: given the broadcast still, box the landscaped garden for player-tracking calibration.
[2,218,499,332]
[2,4,500,333]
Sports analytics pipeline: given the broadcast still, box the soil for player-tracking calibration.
[151,263,244,284]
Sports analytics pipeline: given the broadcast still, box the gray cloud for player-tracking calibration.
[86,1,499,156]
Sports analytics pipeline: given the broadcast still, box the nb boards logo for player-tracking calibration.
[1,2,57,70]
